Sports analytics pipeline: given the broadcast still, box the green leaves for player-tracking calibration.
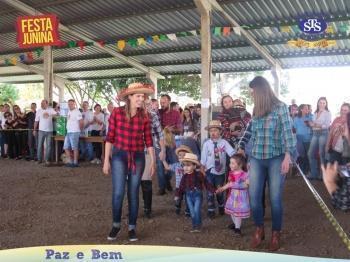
[0,84,19,105]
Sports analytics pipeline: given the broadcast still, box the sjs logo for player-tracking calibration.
[299,18,327,34]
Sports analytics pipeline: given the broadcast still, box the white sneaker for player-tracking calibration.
[96,159,102,164]
[90,158,97,164]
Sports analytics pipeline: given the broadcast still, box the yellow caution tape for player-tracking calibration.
[294,163,350,251]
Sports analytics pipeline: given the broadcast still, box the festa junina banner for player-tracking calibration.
[16,14,61,48]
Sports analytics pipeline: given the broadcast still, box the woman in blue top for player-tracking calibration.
[307,97,332,180]
[293,104,313,174]
[237,76,295,251]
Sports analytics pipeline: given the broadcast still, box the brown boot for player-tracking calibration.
[250,226,265,248]
[269,231,281,251]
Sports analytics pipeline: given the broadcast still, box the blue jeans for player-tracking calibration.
[249,155,285,231]
[111,147,145,229]
[37,131,53,161]
[155,147,170,190]
[206,171,225,212]
[186,189,203,227]
[308,130,328,179]
[79,140,93,161]
[0,131,4,156]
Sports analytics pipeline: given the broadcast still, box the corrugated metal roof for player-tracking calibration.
[2,0,350,83]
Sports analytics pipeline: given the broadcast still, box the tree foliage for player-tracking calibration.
[0,84,19,105]
[158,75,201,100]
[220,71,290,106]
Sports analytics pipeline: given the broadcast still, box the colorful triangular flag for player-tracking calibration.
[137,37,146,45]
[166,33,177,41]
[128,38,138,48]
[159,34,168,41]
[233,27,241,36]
[280,26,291,33]
[117,40,126,51]
[222,27,231,36]
[152,35,160,42]
[214,27,222,36]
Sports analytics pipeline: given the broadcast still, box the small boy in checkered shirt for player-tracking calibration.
[163,145,192,215]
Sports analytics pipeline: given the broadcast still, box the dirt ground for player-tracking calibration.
[0,158,349,259]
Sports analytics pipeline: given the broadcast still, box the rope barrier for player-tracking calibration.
[0,129,34,131]
[294,162,350,251]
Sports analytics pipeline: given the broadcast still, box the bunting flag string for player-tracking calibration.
[1,22,347,66]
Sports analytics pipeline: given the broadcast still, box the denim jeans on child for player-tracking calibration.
[111,147,145,229]
[206,171,225,212]
[249,154,285,231]
[308,130,328,179]
[185,189,203,227]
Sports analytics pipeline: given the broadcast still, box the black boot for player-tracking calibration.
[141,180,153,218]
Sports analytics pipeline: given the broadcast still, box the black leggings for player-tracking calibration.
[91,130,102,159]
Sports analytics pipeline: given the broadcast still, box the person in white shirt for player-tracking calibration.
[80,101,94,161]
[0,104,11,157]
[90,104,105,164]
[201,120,235,218]
[64,99,83,167]
[34,100,57,164]
[104,102,114,135]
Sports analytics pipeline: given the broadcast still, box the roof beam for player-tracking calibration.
[208,0,281,69]
[2,48,350,76]
[2,0,164,79]
[0,0,250,33]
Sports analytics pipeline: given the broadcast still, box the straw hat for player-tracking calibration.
[205,120,222,131]
[117,82,155,101]
[179,153,201,167]
[175,145,192,156]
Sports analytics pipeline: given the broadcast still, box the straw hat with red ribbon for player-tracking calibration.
[117,82,155,101]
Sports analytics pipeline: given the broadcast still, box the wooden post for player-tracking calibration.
[272,66,281,98]
[146,71,158,99]
[43,46,54,105]
[194,0,212,146]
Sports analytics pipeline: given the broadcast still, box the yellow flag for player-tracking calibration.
[137,37,146,46]
[117,40,126,51]
[10,57,17,65]
[152,35,160,42]
[325,26,334,34]
[280,26,291,33]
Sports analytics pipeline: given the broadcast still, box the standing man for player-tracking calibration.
[34,100,57,165]
[104,102,114,135]
[158,94,183,195]
[64,99,83,168]
[80,101,94,161]
[26,102,37,161]
[0,104,11,157]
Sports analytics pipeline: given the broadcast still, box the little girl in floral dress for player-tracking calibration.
[216,153,250,236]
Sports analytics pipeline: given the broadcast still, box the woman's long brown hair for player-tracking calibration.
[249,76,281,118]
[124,94,148,121]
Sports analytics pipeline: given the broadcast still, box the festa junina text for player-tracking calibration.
[16,15,60,48]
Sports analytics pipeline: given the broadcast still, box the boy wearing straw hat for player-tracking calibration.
[163,145,192,215]
[176,153,216,232]
[201,120,235,218]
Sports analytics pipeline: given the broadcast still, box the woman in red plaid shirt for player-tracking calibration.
[103,83,156,242]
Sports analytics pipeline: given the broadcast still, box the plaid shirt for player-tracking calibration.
[238,102,296,159]
[176,171,216,197]
[149,109,163,149]
[106,106,153,152]
[332,177,350,211]
[159,108,183,131]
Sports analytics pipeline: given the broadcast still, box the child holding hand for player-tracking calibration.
[217,154,250,236]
